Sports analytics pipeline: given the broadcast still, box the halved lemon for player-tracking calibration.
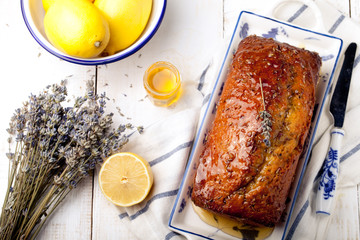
[98,152,153,207]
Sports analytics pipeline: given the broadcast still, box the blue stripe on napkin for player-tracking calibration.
[354,54,360,68]
[328,15,345,33]
[316,142,360,180]
[202,93,211,107]
[287,141,360,239]
[149,141,193,167]
[165,231,180,240]
[288,4,308,23]
[340,142,360,163]
[198,64,211,93]
[119,189,179,220]
[285,200,310,240]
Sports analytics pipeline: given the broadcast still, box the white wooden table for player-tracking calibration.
[0,0,359,239]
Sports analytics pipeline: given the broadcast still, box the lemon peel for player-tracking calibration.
[44,0,110,58]
[42,0,95,12]
[94,0,152,55]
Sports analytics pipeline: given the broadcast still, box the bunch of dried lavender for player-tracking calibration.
[0,80,136,240]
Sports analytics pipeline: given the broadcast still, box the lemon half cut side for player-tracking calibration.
[98,152,153,207]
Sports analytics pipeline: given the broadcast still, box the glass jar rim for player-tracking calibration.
[143,61,181,97]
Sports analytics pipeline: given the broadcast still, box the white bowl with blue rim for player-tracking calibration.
[20,0,166,65]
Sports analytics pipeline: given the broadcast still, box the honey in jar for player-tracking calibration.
[143,61,181,107]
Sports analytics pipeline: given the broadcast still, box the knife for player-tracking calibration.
[316,42,357,215]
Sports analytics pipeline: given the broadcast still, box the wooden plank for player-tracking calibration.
[36,179,94,240]
[319,0,360,238]
[324,186,360,239]
[223,0,256,40]
[224,0,351,38]
[93,0,223,239]
[0,0,357,239]
[358,184,360,231]
[223,0,316,38]
[351,0,360,22]
[224,0,360,239]
[326,0,350,16]
[95,0,224,129]
[0,0,95,239]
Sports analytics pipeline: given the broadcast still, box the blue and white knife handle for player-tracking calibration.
[316,127,344,215]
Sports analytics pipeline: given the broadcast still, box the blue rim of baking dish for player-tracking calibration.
[168,10,343,240]
[20,0,167,66]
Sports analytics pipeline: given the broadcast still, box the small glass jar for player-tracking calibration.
[143,61,181,107]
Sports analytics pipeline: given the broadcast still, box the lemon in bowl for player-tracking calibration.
[20,0,166,65]
[94,0,152,56]
[42,0,95,12]
[98,152,153,207]
[44,0,109,58]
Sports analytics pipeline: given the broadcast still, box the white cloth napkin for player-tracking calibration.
[113,36,224,240]
[117,109,202,240]
[116,0,360,239]
[283,0,360,239]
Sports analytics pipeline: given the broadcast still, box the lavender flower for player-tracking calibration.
[258,78,272,147]
[0,80,136,240]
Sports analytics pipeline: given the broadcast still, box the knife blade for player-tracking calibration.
[330,42,357,128]
[316,42,357,215]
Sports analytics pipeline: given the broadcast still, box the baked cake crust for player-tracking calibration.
[191,35,321,226]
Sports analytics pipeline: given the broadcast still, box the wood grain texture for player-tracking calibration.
[223,0,360,239]
[0,0,95,239]
[36,178,93,240]
[351,0,360,22]
[95,0,223,128]
[324,186,360,239]
[327,0,350,16]
[0,0,359,239]
[93,0,223,239]
[358,184,360,231]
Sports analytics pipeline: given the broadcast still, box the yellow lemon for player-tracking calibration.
[94,0,152,55]
[42,0,56,12]
[42,0,95,12]
[98,152,153,207]
[44,0,110,58]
